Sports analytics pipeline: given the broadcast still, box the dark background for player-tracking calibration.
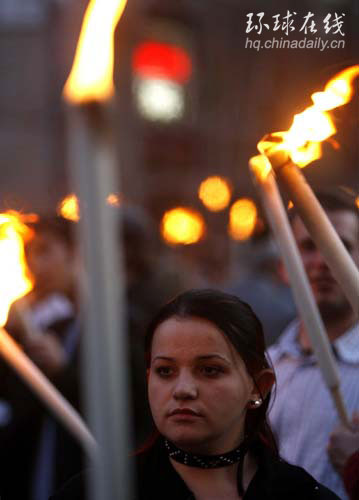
[0,0,357,283]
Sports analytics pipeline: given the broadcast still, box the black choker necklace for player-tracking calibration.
[164,439,248,469]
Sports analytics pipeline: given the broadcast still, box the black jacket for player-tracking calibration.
[50,437,340,500]
[0,317,84,500]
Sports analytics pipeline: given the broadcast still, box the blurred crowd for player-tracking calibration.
[0,188,358,499]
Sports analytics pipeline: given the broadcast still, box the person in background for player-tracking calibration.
[0,216,84,500]
[9,216,78,332]
[268,189,359,499]
[227,235,296,346]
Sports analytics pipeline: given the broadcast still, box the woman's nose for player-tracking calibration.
[173,372,198,400]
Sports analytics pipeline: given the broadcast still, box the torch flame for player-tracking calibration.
[58,193,121,221]
[0,212,34,326]
[161,208,205,245]
[257,65,359,172]
[106,193,121,207]
[249,155,272,183]
[63,0,128,103]
[312,66,359,111]
[58,194,80,222]
[228,198,257,241]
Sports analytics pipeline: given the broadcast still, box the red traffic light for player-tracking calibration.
[132,41,192,84]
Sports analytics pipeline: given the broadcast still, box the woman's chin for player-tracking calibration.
[165,430,206,450]
[165,432,218,455]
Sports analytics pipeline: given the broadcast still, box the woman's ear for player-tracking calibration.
[250,369,275,403]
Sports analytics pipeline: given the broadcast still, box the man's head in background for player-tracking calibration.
[24,216,78,301]
[119,206,159,289]
[289,188,359,321]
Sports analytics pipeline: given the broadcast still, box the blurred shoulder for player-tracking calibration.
[253,449,340,499]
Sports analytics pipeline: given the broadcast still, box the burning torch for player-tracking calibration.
[249,66,359,427]
[63,0,132,499]
[0,212,96,456]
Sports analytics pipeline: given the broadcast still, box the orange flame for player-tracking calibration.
[228,198,257,241]
[249,155,272,183]
[106,193,121,207]
[161,208,205,245]
[0,212,34,326]
[256,65,359,175]
[58,194,80,222]
[58,192,121,220]
[198,176,232,212]
[63,0,128,103]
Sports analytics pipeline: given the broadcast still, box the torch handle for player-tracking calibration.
[276,162,359,315]
[259,173,339,386]
[253,170,350,426]
[0,327,97,457]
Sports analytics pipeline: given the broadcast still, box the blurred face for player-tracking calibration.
[26,232,75,297]
[148,316,256,455]
[292,210,359,318]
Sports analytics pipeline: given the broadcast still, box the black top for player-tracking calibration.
[0,317,84,500]
[50,437,340,500]
[137,438,339,500]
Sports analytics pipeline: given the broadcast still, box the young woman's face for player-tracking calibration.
[148,316,257,455]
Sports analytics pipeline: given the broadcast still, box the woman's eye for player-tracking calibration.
[200,366,223,377]
[155,366,173,377]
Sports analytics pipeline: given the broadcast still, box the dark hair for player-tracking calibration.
[144,288,278,455]
[289,187,359,224]
[25,216,76,251]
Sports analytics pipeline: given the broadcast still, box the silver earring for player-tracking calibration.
[249,398,262,408]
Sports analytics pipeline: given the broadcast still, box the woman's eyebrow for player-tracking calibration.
[152,354,231,364]
[152,356,175,362]
[196,354,231,364]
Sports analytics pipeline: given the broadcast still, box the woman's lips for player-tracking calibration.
[168,408,202,418]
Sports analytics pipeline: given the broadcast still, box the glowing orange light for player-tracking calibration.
[106,193,121,207]
[22,213,39,223]
[257,65,359,172]
[356,197,359,210]
[249,155,272,183]
[63,0,128,103]
[198,176,232,212]
[58,192,121,220]
[311,66,359,111]
[58,194,80,222]
[288,201,294,209]
[0,212,34,326]
[229,198,257,241]
[161,208,205,245]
